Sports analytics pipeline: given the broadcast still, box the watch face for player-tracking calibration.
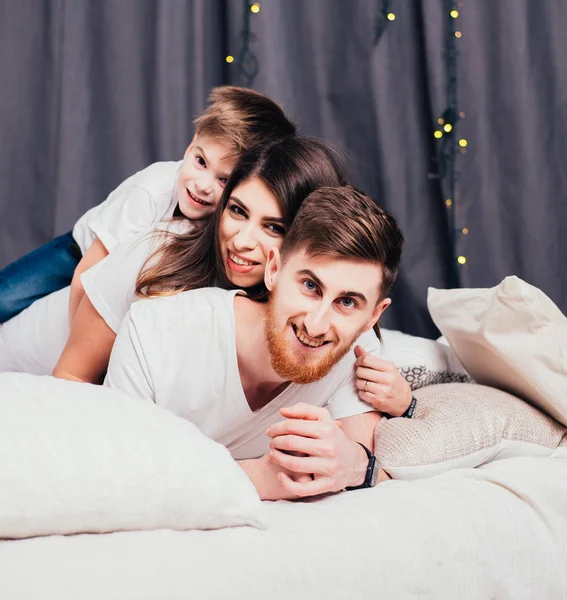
[368,455,378,488]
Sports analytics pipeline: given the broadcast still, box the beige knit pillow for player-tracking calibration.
[374,383,567,480]
[427,276,567,426]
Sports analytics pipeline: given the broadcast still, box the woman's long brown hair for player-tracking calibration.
[136,136,347,302]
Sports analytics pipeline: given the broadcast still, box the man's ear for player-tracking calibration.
[362,298,391,333]
[264,247,282,291]
[184,135,197,159]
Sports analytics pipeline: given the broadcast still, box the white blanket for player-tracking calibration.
[1,455,565,599]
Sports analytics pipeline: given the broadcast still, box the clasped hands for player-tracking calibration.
[265,345,412,499]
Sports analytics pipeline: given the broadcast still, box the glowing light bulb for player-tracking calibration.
[250,3,260,13]
[387,12,396,21]
[455,31,462,38]
[225,55,234,63]
[451,10,459,18]
[444,123,453,132]
[445,199,453,207]
[434,130,443,139]
[457,256,467,265]
[438,118,444,125]
[459,138,468,147]
[462,227,469,235]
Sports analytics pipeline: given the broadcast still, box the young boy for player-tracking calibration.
[0,86,296,323]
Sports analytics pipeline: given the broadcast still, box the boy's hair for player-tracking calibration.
[194,86,296,158]
[280,185,404,309]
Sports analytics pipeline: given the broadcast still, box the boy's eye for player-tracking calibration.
[195,155,206,167]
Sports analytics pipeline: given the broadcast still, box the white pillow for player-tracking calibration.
[380,328,472,390]
[0,373,265,539]
[428,276,567,426]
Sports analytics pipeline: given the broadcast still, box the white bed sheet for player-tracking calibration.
[1,455,566,600]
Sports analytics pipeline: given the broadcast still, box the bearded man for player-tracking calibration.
[105,186,411,500]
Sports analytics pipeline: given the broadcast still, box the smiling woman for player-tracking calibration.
[51,136,347,384]
[220,178,286,289]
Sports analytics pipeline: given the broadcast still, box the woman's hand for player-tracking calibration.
[354,345,412,417]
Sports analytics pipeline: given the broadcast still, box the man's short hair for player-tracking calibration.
[194,86,296,159]
[280,186,404,301]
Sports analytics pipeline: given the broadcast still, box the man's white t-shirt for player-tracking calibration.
[73,161,182,255]
[80,220,192,333]
[104,287,379,461]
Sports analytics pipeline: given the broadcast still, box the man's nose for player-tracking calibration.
[302,305,332,338]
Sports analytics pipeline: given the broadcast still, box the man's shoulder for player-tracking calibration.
[130,287,236,325]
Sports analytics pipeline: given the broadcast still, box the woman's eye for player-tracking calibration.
[266,223,286,236]
[219,177,228,186]
[229,204,246,217]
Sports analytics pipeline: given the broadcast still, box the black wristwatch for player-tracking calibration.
[345,442,378,491]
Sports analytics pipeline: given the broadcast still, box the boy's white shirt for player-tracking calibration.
[104,287,378,460]
[73,161,183,255]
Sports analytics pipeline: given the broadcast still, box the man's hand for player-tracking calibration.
[266,403,371,497]
[354,345,412,417]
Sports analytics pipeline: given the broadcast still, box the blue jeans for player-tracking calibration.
[0,231,82,323]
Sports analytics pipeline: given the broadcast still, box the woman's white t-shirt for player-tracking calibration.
[104,287,379,460]
[80,220,192,333]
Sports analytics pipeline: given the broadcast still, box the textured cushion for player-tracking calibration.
[427,276,567,426]
[374,383,567,480]
[380,328,472,390]
[0,373,265,539]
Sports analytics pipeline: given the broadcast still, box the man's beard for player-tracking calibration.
[264,294,361,385]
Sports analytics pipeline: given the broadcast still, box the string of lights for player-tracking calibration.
[431,0,468,287]
[225,2,260,87]
[374,0,396,46]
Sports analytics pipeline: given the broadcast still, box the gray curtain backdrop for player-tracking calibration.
[1,0,566,337]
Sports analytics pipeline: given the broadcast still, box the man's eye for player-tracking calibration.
[303,280,317,292]
[339,297,356,309]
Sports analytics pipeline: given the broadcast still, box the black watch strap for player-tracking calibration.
[345,442,378,491]
[402,396,418,418]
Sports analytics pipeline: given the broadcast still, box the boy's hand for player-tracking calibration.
[354,345,412,417]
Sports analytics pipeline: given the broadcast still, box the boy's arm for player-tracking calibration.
[69,237,109,324]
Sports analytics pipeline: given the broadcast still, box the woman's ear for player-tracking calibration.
[264,247,282,291]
